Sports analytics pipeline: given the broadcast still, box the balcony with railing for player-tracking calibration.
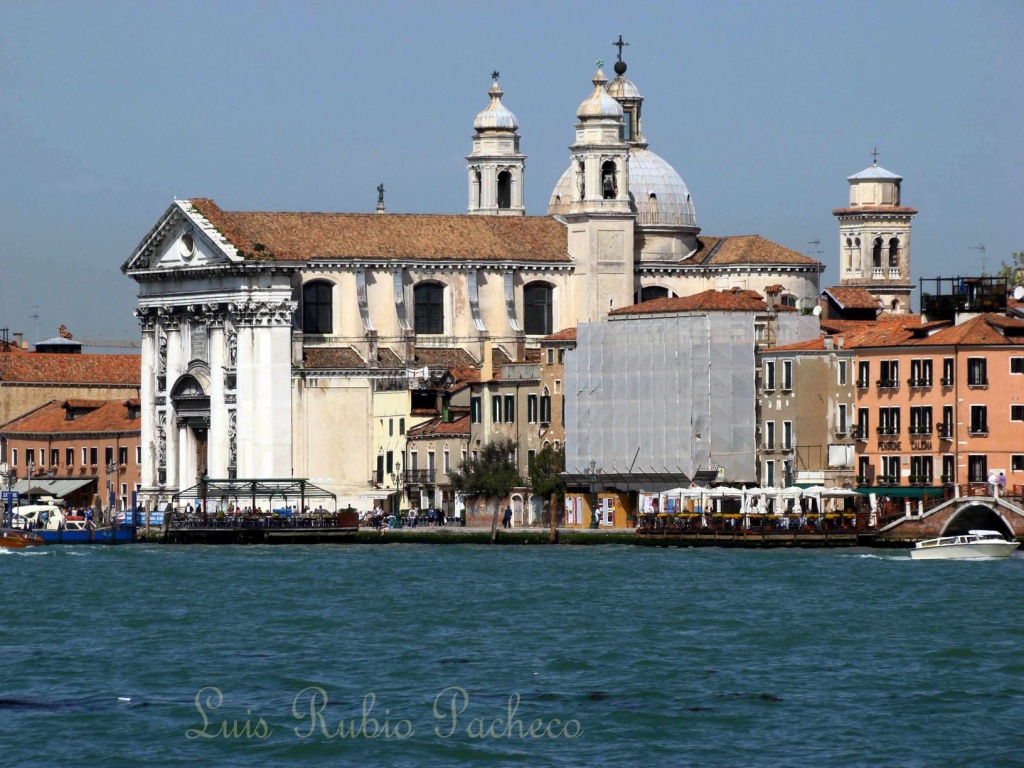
[851,424,868,441]
[876,425,900,436]
[907,377,932,389]
[908,424,932,436]
[403,469,436,485]
[937,423,954,440]
[876,379,899,390]
[920,276,1007,319]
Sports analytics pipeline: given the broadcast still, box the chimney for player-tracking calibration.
[837,335,845,349]
[824,336,834,350]
[13,332,23,348]
[481,339,493,382]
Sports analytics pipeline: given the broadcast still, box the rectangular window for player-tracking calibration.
[547,348,554,365]
[136,446,142,464]
[540,395,551,423]
[471,396,482,424]
[443,449,450,475]
[428,451,435,474]
[856,407,869,439]
[67,448,75,467]
[942,357,955,385]
[492,395,502,423]
[24,448,34,467]
[389,418,394,437]
[838,360,848,386]
[1013,405,1024,421]
[910,358,921,385]
[765,460,776,487]
[82,447,88,466]
[939,404,954,438]
[527,394,538,424]
[105,446,114,465]
[970,405,988,434]
[858,456,871,482]
[1012,357,1024,375]
[878,359,899,387]
[11,448,17,467]
[968,454,987,483]
[1012,455,1024,473]
[558,349,565,364]
[781,360,793,390]
[967,357,987,386]
[857,360,870,388]
[922,358,933,385]
[528,449,536,468]
[399,418,405,436]
[909,406,933,434]
[462,449,468,467]
[782,420,792,449]
[764,360,776,391]
[386,451,394,475]
[838,404,848,433]
[410,451,418,471]
[878,407,900,435]
[942,455,955,484]
[473,450,479,461]
[765,420,776,449]
[554,379,561,394]
[118,446,128,465]
[504,395,515,423]
[51,448,59,466]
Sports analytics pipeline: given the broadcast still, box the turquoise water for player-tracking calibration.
[1,544,1022,767]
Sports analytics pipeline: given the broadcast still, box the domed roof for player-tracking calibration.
[606,75,642,101]
[576,69,623,120]
[848,161,901,181]
[473,81,518,132]
[547,148,696,229]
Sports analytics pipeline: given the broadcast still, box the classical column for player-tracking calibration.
[164,312,182,492]
[136,308,157,502]
[177,416,191,496]
[208,307,227,477]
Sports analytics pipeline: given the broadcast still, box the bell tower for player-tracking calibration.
[565,64,635,324]
[467,74,525,216]
[834,153,917,314]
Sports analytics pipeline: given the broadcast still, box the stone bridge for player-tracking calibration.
[877,495,1024,544]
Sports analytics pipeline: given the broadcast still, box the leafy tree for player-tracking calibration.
[991,251,1024,285]
[528,442,569,528]
[450,437,522,539]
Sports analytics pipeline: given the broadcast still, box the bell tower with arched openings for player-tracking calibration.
[833,152,917,315]
[467,74,525,216]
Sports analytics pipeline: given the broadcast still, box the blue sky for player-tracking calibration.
[0,0,1021,343]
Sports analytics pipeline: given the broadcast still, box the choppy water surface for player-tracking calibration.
[1,544,1022,767]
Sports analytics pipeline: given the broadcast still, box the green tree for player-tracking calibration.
[987,251,1024,284]
[529,444,565,522]
[450,437,522,540]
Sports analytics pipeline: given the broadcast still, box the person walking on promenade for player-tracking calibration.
[502,504,513,529]
[988,469,999,497]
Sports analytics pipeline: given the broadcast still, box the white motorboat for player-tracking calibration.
[910,530,1019,560]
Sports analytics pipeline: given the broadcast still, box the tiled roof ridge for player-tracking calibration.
[0,398,140,435]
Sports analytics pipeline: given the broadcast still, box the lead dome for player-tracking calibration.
[473,80,519,132]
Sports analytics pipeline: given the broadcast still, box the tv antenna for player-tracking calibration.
[969,244,987,274]
[807,239,824,255]
[29,305,40,343]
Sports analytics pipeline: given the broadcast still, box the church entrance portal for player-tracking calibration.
[171,374,212,484]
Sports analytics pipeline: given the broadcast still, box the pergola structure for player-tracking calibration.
[172,478,337,513]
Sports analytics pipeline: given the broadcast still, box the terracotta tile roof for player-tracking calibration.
[770,316,933,352]
[832,206,919,216]
[695,235,821,267]
[446,365,481,391]
[0,399,140,435]
[62,399,107,410]
[823,286,881,310]
[0,353,140,385]
[406,414,471,439]
[493,347,513,367]
[523,348,542,363]
[302,347,366,369]
[911,314,1024,347]
[542,327,577,342]
[374,348,404,368]
[188,199,571,264]
[611,288,781,316]
[413,347,477,368]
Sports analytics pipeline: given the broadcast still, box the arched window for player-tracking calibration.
[302,281,333,335]
[474,170,482,210]
[639,286,669,303]
[888,238,899,267]
[891,299,900,312]
[602,161,617,199]
[414,283,444,334]
[649,193,658,218]
[576,161,585,199]
[497,170,512,209]
[872,238,883,268]
[524,282,553,336]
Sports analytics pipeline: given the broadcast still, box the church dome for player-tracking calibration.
[606,75,642,101]
[547,147,696,228]
[473,81,519,132]
[576,69,623,120]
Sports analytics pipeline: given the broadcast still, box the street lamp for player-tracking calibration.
[27,459,35,509]
[106,461,117,522]
[587,459,601,529]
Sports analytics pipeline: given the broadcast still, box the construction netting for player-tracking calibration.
[565,313,758,485]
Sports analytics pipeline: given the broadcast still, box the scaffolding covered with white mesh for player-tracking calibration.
[565,313,759,488]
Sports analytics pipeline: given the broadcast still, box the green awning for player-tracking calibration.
[855,487,945,499]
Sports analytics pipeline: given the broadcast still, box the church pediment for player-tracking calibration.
[121,200,243,273]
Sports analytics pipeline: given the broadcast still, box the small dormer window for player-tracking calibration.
[65,408,75,421]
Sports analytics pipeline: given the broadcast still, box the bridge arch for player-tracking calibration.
[940,503,1014,538]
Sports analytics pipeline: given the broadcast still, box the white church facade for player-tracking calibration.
[122,53,824,511]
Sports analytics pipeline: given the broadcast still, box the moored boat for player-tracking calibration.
[910,530,1019,560]
[0,528,46,549]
